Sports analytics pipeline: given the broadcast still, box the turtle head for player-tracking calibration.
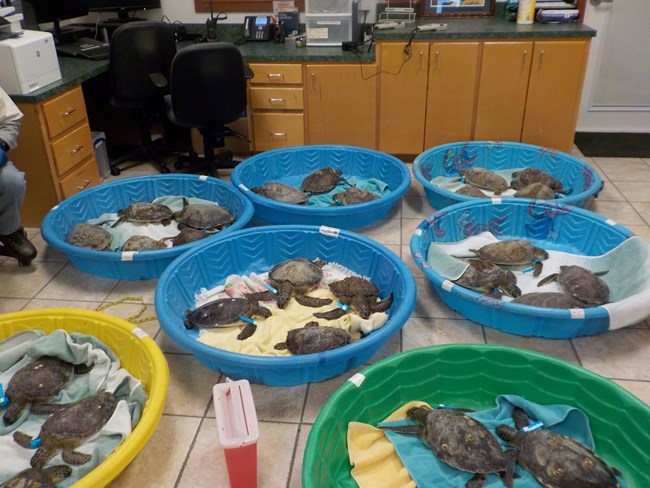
[535,248,549,260]
[495,424,522,446]
[406,406,432,425]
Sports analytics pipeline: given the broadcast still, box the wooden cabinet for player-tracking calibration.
[378,42,430,154]
[475,41,533,142]
[305,63,378,148]
[425,42,480,149]
[13,85,99,228]
[249,63,305,151]
[522,40,589,152]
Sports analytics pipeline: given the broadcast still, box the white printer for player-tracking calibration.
[0,30,62,95]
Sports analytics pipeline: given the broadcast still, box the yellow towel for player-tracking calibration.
[347,400,430,488]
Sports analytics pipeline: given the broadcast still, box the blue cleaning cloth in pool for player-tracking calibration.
[306,176,390,207]
[379,395,628,488]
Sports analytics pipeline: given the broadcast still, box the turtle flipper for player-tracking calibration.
[499,449,518,488]
[31,402,68,415]
[512,406,532,430]
[74,362,94,375]
[377,424,422,436]
[276,282,293,309]
[251,303,272,319]
[13,430,34,448]
[274,342,287,350]
[237,322,257,341]
[62,448,92,465]
[465,473,487,488]
[532,260,544,277]
[295,294,333,308]
[31,446,58,468]
[3,400,27,425]
[246,291,277,302]
[313,308,347,320]
[352,296,371,319]
[44,464,73,483]
[537,273,559,287]
[370,293,394,314]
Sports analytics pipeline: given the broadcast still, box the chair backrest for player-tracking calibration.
[109,21,177,102]
[169,43,247,128]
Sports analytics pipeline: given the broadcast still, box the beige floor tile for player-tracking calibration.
[34,263,118,301]
[0,261,66,299]
[484,328,579,364]
[163,354,221,416]
[154,327,190,354]
[365,330,401,364]
[401,245,422,278]
[587,200,646,226]
[405,181,426,198]
[96,302,161,338]
[402,196,431,219]
[626,225,650,242]
[573,328,650,381]
[402,317,485,351]
[401,217,424,245]
[612,380,650,406]
[22,299,101,311]
[0,298,29,312]
[356,218,402,246]
[110,415,201,488]
[247,383,308,423]
[594,159,650,181]
[412,278,463,319]
[303,368,362,423]
[29,233,69,262]
[613,181,650,202]
[595,178,625,202]
[630,202,650,226]
[106,278,158,304]
[289,424,311,488]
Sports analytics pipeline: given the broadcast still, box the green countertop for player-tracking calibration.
[11,17,595,104]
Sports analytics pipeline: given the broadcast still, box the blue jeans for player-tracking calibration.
[0,161,26,235]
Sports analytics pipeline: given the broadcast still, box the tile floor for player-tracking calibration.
[1,150,649,487]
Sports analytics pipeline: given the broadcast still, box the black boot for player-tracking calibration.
[0,227,38,266]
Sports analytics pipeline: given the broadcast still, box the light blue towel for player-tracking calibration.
[305,176,390,207]
[379,395,627,488]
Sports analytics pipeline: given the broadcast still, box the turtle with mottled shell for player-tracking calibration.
[511,167,565,193]
[314,276,393,320]
[511,292,584,309]
[184,297,272,340]
[454,259,521,298]
[13,391,118,468]
[382,406,516,488]
[173,198,235,230]
[460,168,509,195]
[301,167,344,194]
[0,465,72,488]
[65,223,112,251]
[331,186,379,206]
[456,185,489,199]
[496,407,622,488]
[169,227,209,246]
[469,239,549,277]
[251,182,309,204]
[513,182,555,200]
[112,201,173,227]
[120,235,167,252]
[3,356,91,426]
[274,321,351,355]
[537,265,609,306]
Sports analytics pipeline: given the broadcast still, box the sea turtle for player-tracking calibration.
[459,168,509,195]
[251,182,309,205]
[511,292,585,309]
[65,223,112,251]
[454,259,521,298]
[301,166,344,194]
[314,276,393,320]
[511,167,565,193]
[513,182,555,200]
[496,407,622,488]
[172,198,235,230]
[0,465,72,488]
[112,201,173,228]
[169,227,210,246]
[469,239,549,277]
[3,356,92,426]
[184,297,272,340]
[456,185,489,199]
[120,235,167,252]
[382,406,516,488]
[537,265,609,307]
[274,321,352,355]
[331,186,379,206]
[246,258,326,309]
[13,391,118,469]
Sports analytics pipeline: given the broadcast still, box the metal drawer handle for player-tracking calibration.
[268,73,285,80]
[271,132,287,139]
[76,179,91,190]
[70,145,84,154]
[62,107,77,117]
[269,98,286,104]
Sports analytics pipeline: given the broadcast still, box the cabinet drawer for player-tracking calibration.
[59,157,100,199]
[42,86,88,139]
[51,123,94,176]
[253,113,304,151]
[250,87,304,110]
[249,64,303,85]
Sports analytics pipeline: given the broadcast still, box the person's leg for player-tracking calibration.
[0,162,37,265]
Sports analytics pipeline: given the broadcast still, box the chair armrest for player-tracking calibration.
[244,63,254,80]
[148,72,168,89]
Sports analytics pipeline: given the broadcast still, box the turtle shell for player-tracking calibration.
[514,182,555,200]
[556,265,609,306]
[511,292,584,309]
[511,167,564,193]
[471,239,548,266]
[461,168,509,194]
[455,259,521,297]
[332,186,379,205]
[455,184,489,199]
[117,202,173,224]
[121,235,167,252]
[268,258,324,290]
[65,224,112,251]
[185,297,256,329]
[251,182,309,204]
[301,167,343,194]
[171,227,209,246]
[0,465,72,488]
[284,324,352,355]
[173,203,235,230]
[329,276,380,301]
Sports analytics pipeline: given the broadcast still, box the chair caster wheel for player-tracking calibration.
[110,167,121,176]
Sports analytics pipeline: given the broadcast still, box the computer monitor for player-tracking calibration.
[87,0,162,22]
[23,0,89,39]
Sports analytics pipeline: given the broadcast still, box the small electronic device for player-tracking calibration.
[417,23,448,31]
[243,16,273,41]
[374,21,405,30]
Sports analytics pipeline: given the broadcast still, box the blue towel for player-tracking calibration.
[305,176,390,207]
[379,395,627,488]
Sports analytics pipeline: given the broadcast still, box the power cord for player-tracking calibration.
[356,26,419,81]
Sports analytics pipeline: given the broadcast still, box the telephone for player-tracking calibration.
[243,16,273,41]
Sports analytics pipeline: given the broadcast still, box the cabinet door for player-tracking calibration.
[425,42,480,149]
[522,40,589,152]
[378,42,429,154]
[475,41,533,142]
[306,64,377,148]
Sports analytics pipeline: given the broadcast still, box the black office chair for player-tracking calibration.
[108,21,181,175]
[165,43,250,177]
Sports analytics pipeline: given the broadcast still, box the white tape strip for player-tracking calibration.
[199,175,209,181]
[52,205,59,210]
[605,219,617,226]
[491,197,502,204]
[347,372,366,387]
[131,327,149,339]
[320,226,340,237]
[570,309,586,319]
[239,183,250,192]
[442,280,454,292]
[121,251,137,262]
[414,228,423,236]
